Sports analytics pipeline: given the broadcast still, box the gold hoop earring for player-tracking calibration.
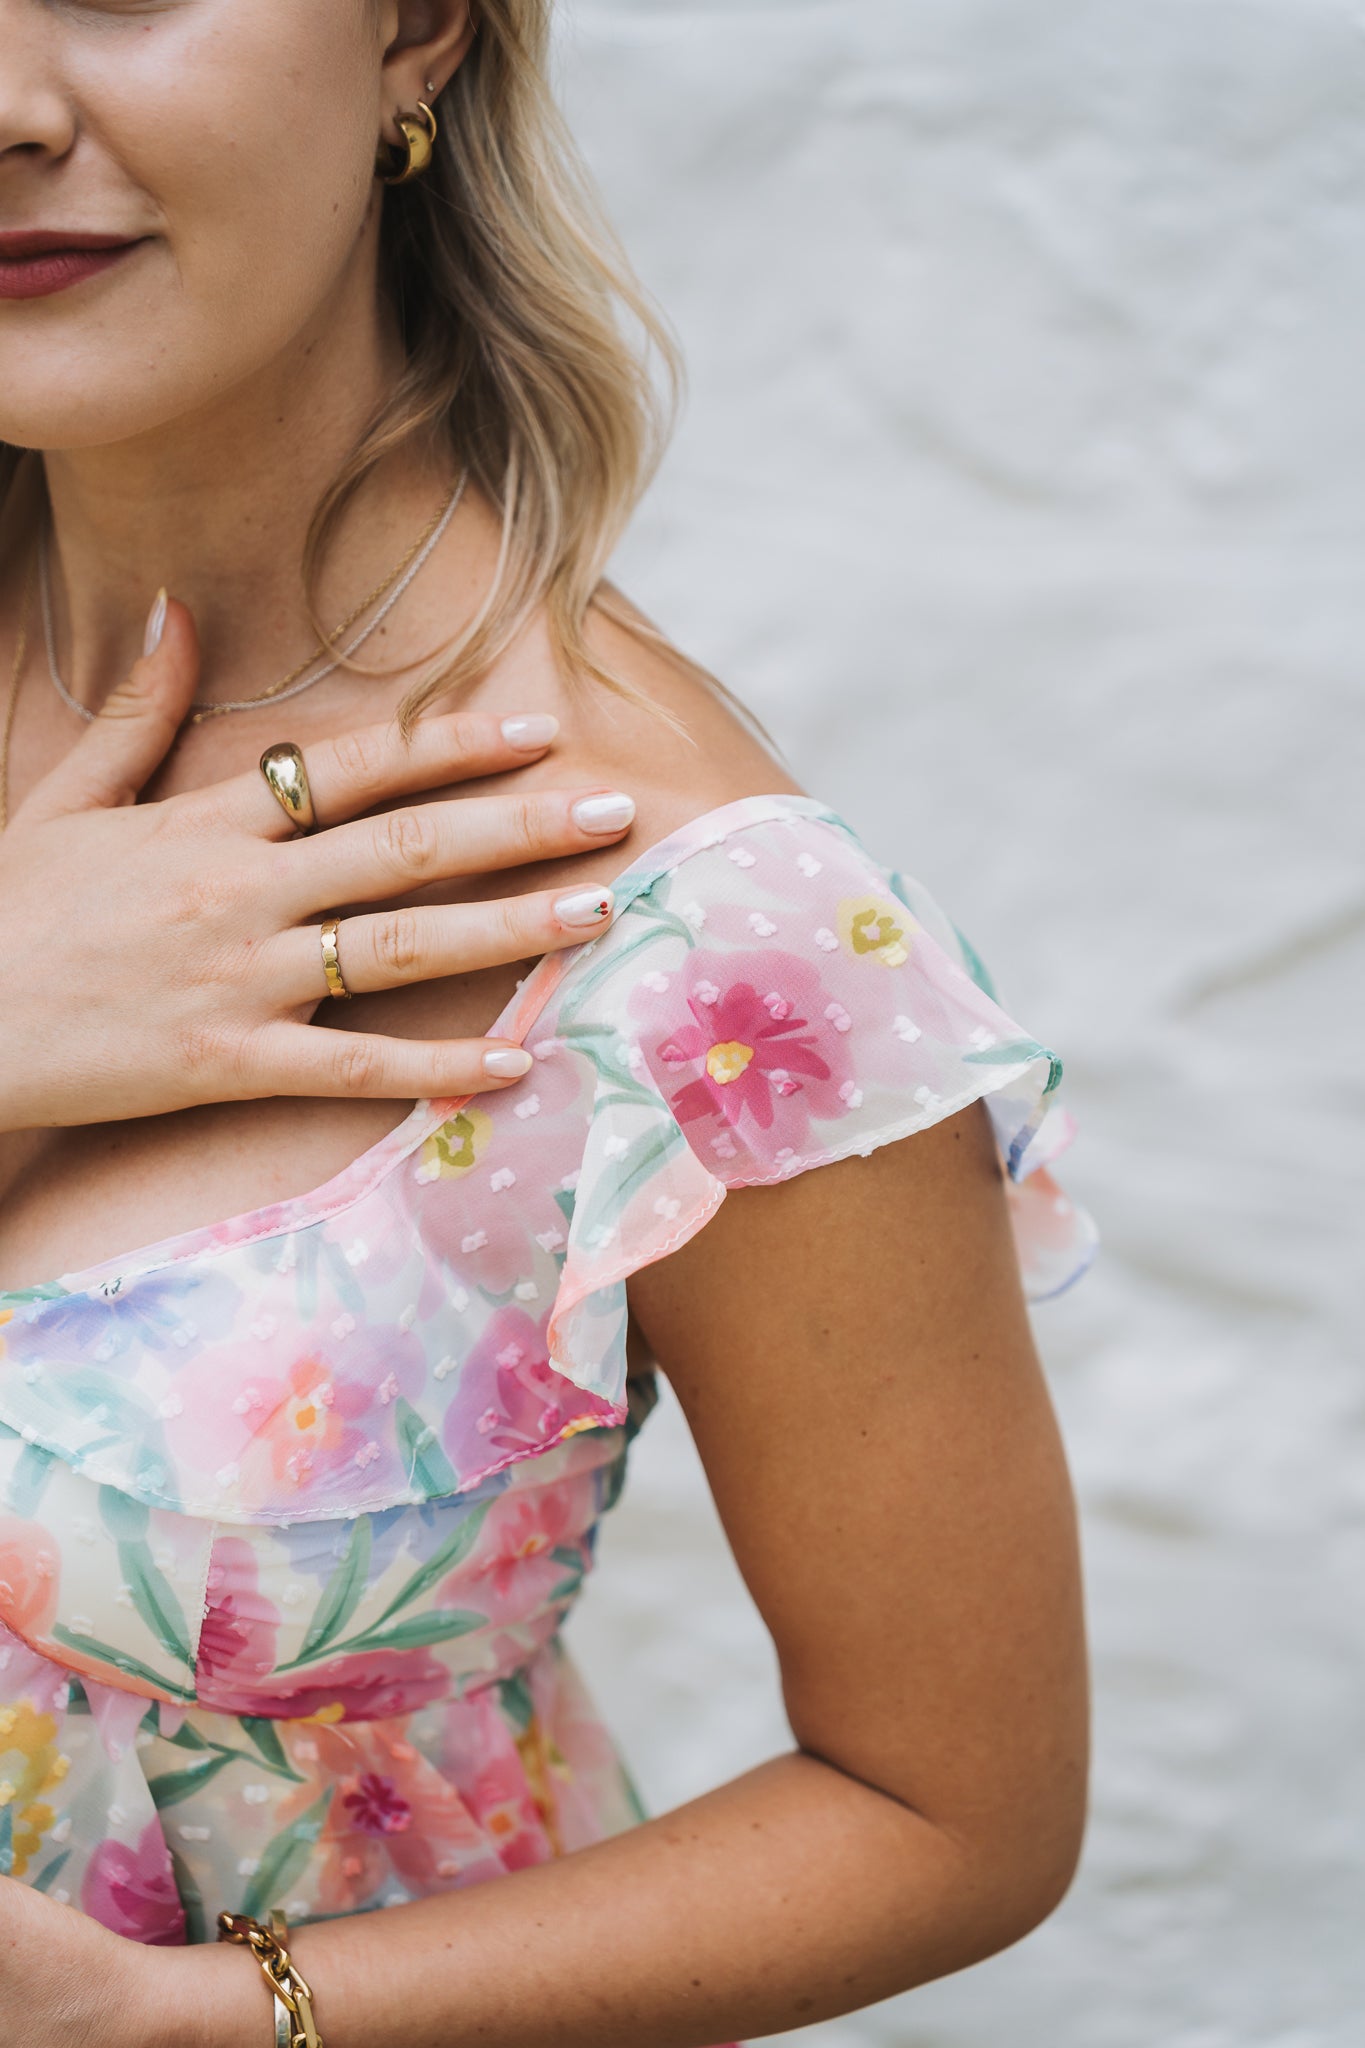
[376,99,438,186]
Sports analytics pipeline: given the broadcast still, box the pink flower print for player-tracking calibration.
[202,1647,450,1724]
[463,1743,555,1872]
[442,1308,611,1482]
[417,1040,590,1297]
[638,948,855,1155]
[453,1470,596,1625]
[81,1818,186,1946]
[195,1537,281,1711]
[343,1771,413,1837]
[0,1516,60,1648]
[283,1721,503,1913]
[167,1325,426,1512]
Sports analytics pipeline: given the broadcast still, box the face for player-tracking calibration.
[0,0,392,452]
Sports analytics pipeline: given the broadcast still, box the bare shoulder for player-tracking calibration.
[485,586,807,855]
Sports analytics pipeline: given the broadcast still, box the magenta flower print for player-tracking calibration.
[637,947,856,1156]
[344,1771,414,1837]
[195,1536,280,1707]
[81,1818,186,1946]
[441,1307,611,1482]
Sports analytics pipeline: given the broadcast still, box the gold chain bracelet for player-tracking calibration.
[217,1909,324,2048]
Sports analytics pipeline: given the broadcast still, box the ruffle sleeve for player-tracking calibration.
[544,802,1096,1401]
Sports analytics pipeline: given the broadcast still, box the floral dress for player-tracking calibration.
[0,795,1094,2032]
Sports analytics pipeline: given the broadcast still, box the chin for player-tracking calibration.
[0,350,227,454]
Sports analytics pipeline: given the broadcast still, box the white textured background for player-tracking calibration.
[554,6,1365,2043]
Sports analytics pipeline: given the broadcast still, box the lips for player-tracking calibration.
[0,231,147,301]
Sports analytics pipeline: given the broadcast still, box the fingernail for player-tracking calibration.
[143,587,168,658]
[554,885,616,929]
[501,713,559,751]
[482,1047,534,1079]
[571,791,635,835]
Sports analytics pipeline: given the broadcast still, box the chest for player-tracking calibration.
[0,956,529,1294]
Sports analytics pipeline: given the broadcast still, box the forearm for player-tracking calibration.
[164,1751,1008,2048]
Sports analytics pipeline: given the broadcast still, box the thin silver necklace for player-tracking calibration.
[39,469,468,724]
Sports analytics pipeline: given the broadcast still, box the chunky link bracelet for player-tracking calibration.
[217,1909,325,2048]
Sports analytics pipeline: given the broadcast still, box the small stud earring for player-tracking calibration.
[425,79,437,94]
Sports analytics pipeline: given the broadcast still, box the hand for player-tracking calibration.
[0,595,633,1134]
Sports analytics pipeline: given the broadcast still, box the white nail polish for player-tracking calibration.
[142,587,168,658]
[501,714,559,751]
[554,886,616,929]
[571,792,635,835]
[482,1047,534,1079]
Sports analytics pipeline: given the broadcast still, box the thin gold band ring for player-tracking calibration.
[319,918,351,1001]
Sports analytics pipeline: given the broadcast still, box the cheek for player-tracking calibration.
[0,2,381,449]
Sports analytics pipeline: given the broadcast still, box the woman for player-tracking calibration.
[0,5,1096,2045]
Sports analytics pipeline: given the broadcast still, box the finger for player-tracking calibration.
[20,595,201,824]
[213,707,561,840]
[270,883,618,1005]
[277,788,635,916]
[255,1022,541,1101]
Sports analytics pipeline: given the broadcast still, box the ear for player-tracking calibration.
[379,0,477,119]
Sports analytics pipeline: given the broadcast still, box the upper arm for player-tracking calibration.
[626,1098,1089,1902]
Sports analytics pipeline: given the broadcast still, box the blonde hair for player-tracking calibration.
[319,0,687,738]
[1,0,692,739]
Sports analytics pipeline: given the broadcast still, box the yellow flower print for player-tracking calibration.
[418,1106,494,1181]
[705,1041,755,1086]
[515,1712,570,1858]
[837,894,914,969]
[0,1701,70,1878]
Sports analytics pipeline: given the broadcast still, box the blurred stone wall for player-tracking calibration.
[557,6,1365,2042]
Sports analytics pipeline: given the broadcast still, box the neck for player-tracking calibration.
[26,254,449,718]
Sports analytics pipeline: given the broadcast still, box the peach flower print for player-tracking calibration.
[0,1516,60,1647]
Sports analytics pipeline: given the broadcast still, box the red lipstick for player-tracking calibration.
[0,230,147,300]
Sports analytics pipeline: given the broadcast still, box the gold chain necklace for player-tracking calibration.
[36,472,466,728]
[0,546,36,834]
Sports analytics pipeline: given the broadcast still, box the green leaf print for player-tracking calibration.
[394,1397,458,1497]
[547,1541,587,1604]
[169,1848,208,1946]
[340,1609,485,1655]
[5,1441,57,1519]
[240,1718,304,1782]
[298,1517,373,1662]
[553,908,697,1030]
[494,1672,535,1735]
[573,1125,686,1244]
[30,1848,71,1895]
[148,1750,239,1808]
[98,1484,151,1542]
[241,1789,333,1923]
[370,1496,491,1627]
[0,1805,12,1877]
[114,1538,194,1668]
[963,1039,1064,1094]
[161,1718,213,1752]
[53,1627,196,1702]
[948,919,1002,1004]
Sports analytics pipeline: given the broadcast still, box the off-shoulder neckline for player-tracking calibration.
[0,793,846,1304]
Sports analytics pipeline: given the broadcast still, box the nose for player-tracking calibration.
[0,9,78,170]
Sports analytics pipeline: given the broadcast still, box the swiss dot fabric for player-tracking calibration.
[0,793,1093,2024]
